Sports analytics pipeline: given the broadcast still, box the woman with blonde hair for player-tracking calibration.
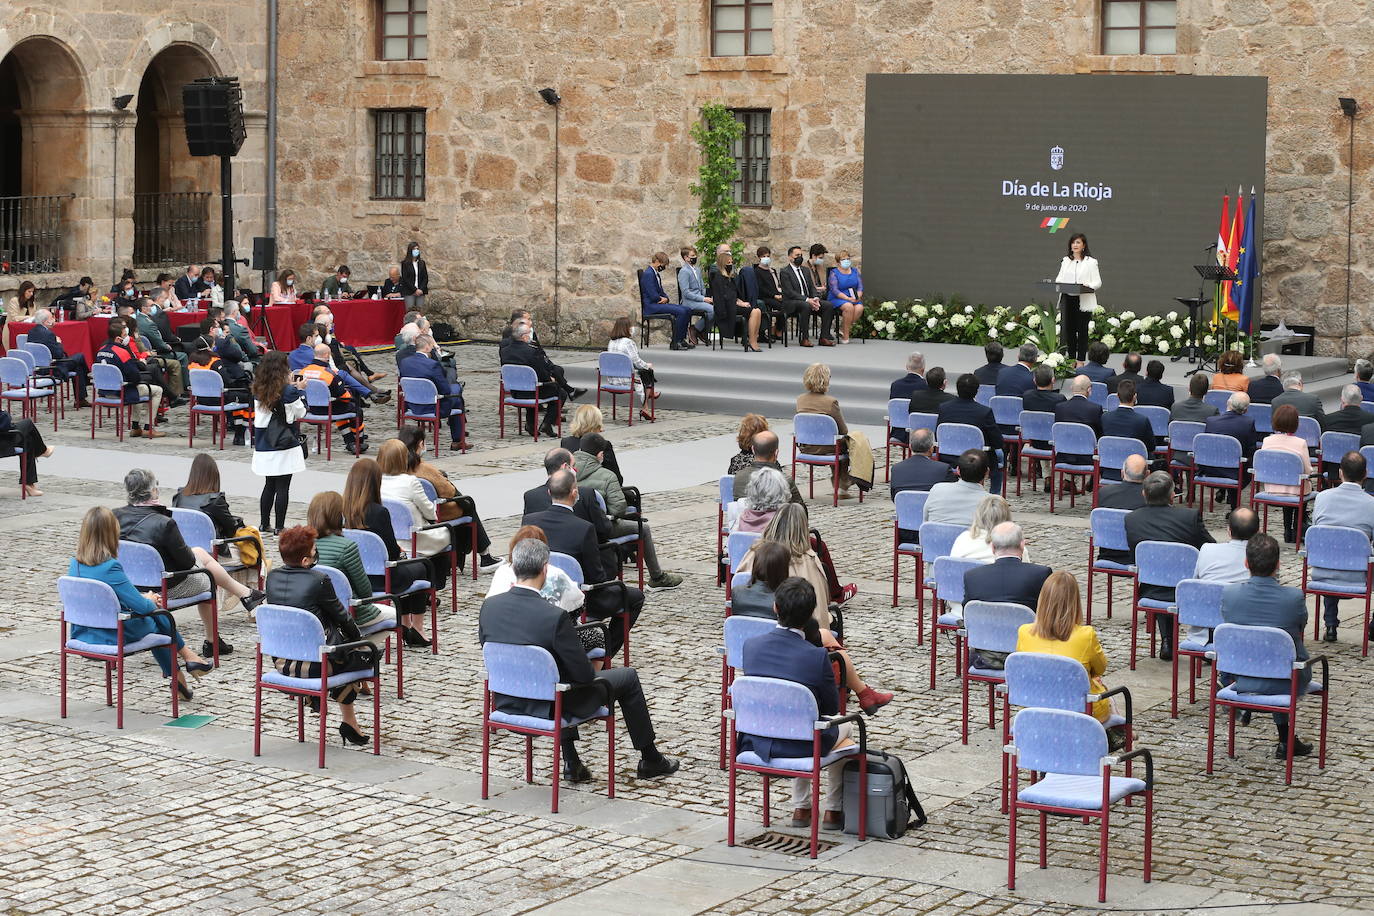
[1212,350,1249,392]
[67,506,212,699]
[951,495,1021,563]
[1015,570,1124,748]
[737,503,893,713]
[796,363,874,495]
[729,413,770,475]
[561,403,622,482]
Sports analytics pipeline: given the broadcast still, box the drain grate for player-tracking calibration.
[740,829,837,856]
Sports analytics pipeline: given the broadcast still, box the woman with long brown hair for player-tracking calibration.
[343,458,433,647]
[269,268,299,305]
[251,351,307,534]
[173,453,244,541]
[6,279,37,322]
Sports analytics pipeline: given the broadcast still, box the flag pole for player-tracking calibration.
[1248,185,1261,367]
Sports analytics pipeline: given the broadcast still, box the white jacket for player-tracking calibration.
[1055,256,1101,310]
[380,473,449,557]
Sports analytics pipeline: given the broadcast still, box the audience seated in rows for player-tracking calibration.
[1322,384,1367,436]
[1020,365,1065,422]
[973,342,1005,387]
[1137,359,1175,409]
[1172,372,1219,423]
[1054,375,1103,473]
[1101,379,1156,470]
[486,525,584,612]
[395,426,498,571]
[563,405,622,483]
[888,351,926,445]
[1310,451,1374,644]
[939,373,1006,494]
[1098,454,1148,511]
[1212,350,1249,393]
[734,429,805,508]
[891,428,955,499]
[1124,471,1214,660]
[951,494,1016,564]
[1079,341,1115,386]
[965,521,1052,615]
[305,491,396,632]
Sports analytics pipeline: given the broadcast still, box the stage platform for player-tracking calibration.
[562,339,1349,427]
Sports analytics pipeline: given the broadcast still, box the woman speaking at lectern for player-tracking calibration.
[1055,233,1101,362]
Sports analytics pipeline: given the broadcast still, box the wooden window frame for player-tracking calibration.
[372,109,426,201]
[730,109,771,208]
[710,0,773,58]
[376,0,428,61]
[1101,0,1176,55]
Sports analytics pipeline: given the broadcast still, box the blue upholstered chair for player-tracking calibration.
[1319,431,1360,484]
[90,362,147,442]
[301,377,358,460]
[1086,507,1133,623]
[1136,405,1171,458]
[170,506,263,590]
[596,351,643,425]
[726,675,868,859]
[188,368,248,450]
[118,538,221,666]
[1006,707,1154,903]
[891,490,929,616]
[936,422,984,465]
[1016,411,1055,497]
[1129,541,1199,669]
[1250,402,1273,434]
[1049,421,1097,512]
[1166,420,1205,501]
[1165,578,1225,717]
[591,488,645,591]
[1089,381,1109,406]
[716,474,736,587]
[1299,525,1374,655]
[1206,623,1328,785]
[480,641,614,813]
[906,411,939,443]
[726,530,762,602]
[382,496,457,621]
[252,603,381,769]
[1250,449,1312,546]
[0,354,56,429]
[1203,390,1232,413]
[344,527,435,697]
[499,363,561,441]
[975,383,995,407]
[416,477,479,584]
[1296,415,1321,452]
[959,600,1034,744]
[716,615,777,768]
[58,575,180,728]
[885,397,912,479]
[549,549,631,669]
[401,375,467,454]
[1191,433,1244,512]
[1094,436,1147,496]
[928,554,984,689]
[792,412,853,507]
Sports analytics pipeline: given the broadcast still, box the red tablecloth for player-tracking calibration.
[168,309,208,330]
[251,305,297,352]
[289,300,314,330]
[5,319,94,363]
[326,299,405,347]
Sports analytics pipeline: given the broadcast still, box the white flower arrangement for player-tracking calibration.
[1101,334,1117,349]
[882,301,897,311]
[912,304,927,318]
[1170,326,1184,340]
[1027,312,1041,327]
[1203,334,1217,346]
[1158,341,1170,353]
[1004,321,1017,332]
[964,305,974,315]
[1139,334,1152,345]
[926,317,938,329]
[1129,320,1142,331]
[1120,311,1136,321]
[1108,317,1120,328]
[1043,352,1066,368]
[950,314,969,327]
[988,327,999,338]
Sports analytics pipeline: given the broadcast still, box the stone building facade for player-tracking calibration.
[0,2,267,305]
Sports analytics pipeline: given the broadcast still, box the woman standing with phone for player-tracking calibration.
[1055,232,1101,362]
[251,351,308,535]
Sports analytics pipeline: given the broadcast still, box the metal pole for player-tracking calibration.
[111,117,119,287]
[552,101,560,345]
[221,155,235,295]
[265,0,278,299]
[1345,113,1354,364]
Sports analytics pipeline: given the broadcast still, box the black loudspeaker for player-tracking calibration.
[182,77,247,157]
[252,236,276,271]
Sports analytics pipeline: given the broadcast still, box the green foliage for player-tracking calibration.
[689,104,744,262]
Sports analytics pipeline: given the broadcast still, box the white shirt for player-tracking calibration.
[1194,539,1249,584]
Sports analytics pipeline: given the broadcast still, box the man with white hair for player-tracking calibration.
[1053,374,1104,470]
[995,342,1039,398]
[1271,371,1325,422]
[1202,391,1257,508]
[887,351,927,445]
[500,319,564,437]
[26,307,91,407]
[1249,353,1284,403]
[1322,383,1368,435]
[398,333,466,449]
[1353,358,1374,402]
[395,322,422,366]
[962,522,1053,617]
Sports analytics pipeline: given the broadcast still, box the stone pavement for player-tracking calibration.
[1,342,1371,915]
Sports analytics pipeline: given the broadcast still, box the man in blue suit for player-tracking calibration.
[1136,359,1176,409]
[1220,533,1314,759]
[637,253,691,350]
[973,342,1005,387]
[27,309,91,408]
[995,343,1038,398]
[1202,392,1258,508]
[1080,341,1116,385]
[1100,379,1157,480]
[398,333,466,448]
[1054,375,1103,468]
[963,522,1052,613]
[938,373,1006,494]
[739,577,851,831]
[887,351,926,446]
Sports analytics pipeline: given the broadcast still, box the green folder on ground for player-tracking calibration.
[163,714,215,729]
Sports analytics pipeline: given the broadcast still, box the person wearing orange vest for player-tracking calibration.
[189,335,253,446]
[299,342,367,454]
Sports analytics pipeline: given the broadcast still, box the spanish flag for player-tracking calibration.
[1220,186,1244,321]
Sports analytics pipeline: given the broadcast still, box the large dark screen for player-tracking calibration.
[862,74,1268,314]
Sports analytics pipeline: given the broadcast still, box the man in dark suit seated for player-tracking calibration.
[1249,353,1286,404]
[26,309,91,408]
[1219,533,1315,759]
[1098,454,1148,511]
[1108,352,1143,395]
[1136,359,1176,409]
[398,333,466,448]
[908,366,955,416]
[638,252,692,350]
[1202,392,1258,508]
[963,522,1052,612]
[938,373,1006,494]
[739,577,852,831]
[1171,372,1220,423]
[1100,379,1156,480]
[1322,384,1367,435]
[172,265,204,303]
[891,428,955,501]
[1080,341,1116,385]
[887,351,926,446]
[995,343,1038,398]
[478,537,678,783]
[524,448,615,564]
[501,320,565,437]
[522,470,645,659]
[734,429,805,507]
[1271,372,1325,423]
[1053,374,1104,468]
[973,341,1005,387]
[1126,471,1215,659]
[1020,365,1066,432]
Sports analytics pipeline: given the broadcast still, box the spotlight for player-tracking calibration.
[1339,97,1358,117]
[538,87,561,107]
[112,94,134,110]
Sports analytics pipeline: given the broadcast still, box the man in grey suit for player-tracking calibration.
[1220,533,1314,759]
[676,245,712,344]
[1170,373,1221,423]
[1271,372,1326,423]
[1310,450,1374,643]
[734,430,805,507]
[923,449,989,526]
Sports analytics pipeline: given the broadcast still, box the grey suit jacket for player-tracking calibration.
[1271,389,1325,422]
[922,479,986,526]
[1170,398,1219,423]
[677,264,707,309]
[1220,576,1310,695]
[1311,482,1374,583]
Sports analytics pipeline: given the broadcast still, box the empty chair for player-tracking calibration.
[1016,411,1055,496]
[1191,433,1245,512]
[1166,578,1225,717]
[929,555,984,689]
[884,397,912,479]
[1086,507,1134,623]
[891,490,929,612]
[1129,541,1200,669]
[1049,422,1097,512]
[1093,437,1147,499]
[960,601,1035,744]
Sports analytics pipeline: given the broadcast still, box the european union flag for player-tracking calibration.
[1228,192,1259,332]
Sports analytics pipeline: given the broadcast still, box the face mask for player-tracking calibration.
[814,257,824,266]
[688,257,698,265]
[412,249,420,258]
[286,278,295,287]
[759,257,771,267]
[840,259,852,269]
[123,289,134,298]
[792,256,804,266]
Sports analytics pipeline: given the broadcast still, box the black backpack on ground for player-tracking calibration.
[841,749,928,839]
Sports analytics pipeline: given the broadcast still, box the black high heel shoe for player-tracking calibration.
[338,722,369,746]
[185,660,213,679]
[402,626,431,648]
[175,678,193,701]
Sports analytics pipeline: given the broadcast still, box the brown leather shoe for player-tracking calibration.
[822,811,844,831]
[790,807,812,827]
[800,339,815,348]
[129,426,143,438]
[145,428,167,439]
[819,338,836,347]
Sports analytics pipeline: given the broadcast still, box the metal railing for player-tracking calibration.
[0,194,73,274]
[132,191,211,268]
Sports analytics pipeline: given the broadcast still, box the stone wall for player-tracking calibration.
[0,2,268,306]
[273,0,1371,354]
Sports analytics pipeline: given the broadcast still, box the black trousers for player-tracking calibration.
[369,557,439,617]
[561,666,656,751]
[445,494,492,555]
[0,419,46,483]
[584,583,644,659]
[1060,295,1090,361]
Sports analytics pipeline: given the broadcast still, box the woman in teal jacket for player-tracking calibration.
[67,506,212,697]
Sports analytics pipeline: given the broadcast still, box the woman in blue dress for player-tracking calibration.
[826,250,864,343]
[66,506,212,699]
